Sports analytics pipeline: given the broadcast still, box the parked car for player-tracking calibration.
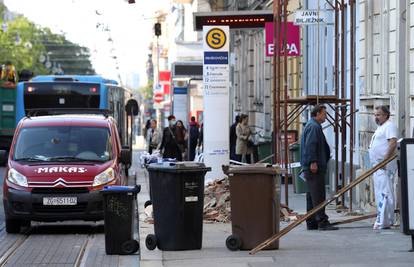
[1,114,131,233]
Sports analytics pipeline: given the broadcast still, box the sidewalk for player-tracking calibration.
[134,155,414,266]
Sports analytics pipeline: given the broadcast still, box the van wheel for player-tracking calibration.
[5,219,21,234]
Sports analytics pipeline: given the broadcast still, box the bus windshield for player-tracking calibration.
[13,126,112,163]
[23,82,101,113]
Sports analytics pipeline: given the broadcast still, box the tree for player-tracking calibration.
[39,29,95,75]
[0,3,95,76]
[139,81,153,100]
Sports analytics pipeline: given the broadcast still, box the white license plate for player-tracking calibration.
[43,197,77,206]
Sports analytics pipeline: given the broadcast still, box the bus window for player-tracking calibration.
[24,82,100,113]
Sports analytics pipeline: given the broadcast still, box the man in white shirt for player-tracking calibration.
[369,105,398,230]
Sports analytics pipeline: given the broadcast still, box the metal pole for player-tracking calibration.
[317,0,320,104]
[272,0,277,167]
[340,0,346,208]
[276,1,283,200]
[156,36,160,83]
[156,34,161,127]
[334,0,340,200]
[273,0,280,166]
[283,0,289,206]
[349,0,355,212]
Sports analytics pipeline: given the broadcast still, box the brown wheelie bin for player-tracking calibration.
[222,164,281,251]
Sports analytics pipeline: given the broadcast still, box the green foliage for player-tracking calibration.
[139,81,153,100]
[0,3,94,76]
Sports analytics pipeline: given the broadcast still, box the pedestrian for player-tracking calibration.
[229,115,240,161]
[146,119,161,154]
[188,116,199,161]
[143,119,151,140]
[300,104,338,231]
[159,115,182,161]
[235,114,252,163]
[175,120,187,160]
[198,122,204,150]
[369,105,398,230]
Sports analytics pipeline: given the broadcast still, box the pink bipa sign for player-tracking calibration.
[265,22,300,57]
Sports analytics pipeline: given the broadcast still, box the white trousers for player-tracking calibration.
[373,169,395,228]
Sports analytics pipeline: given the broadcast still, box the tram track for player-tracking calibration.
[0,166,141,266]
[0,228,31,267]
[0,223,98,266]
[74,235,90,267]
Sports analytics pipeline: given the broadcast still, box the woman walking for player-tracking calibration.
[235,114,252,163]
[175,120,188,160]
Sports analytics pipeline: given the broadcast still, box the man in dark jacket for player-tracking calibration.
[229,115,240,161]
[300,104,338,231]
[160,115,182,161]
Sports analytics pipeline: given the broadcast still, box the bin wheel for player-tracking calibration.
[145,234,157,250]
[226,235,242,251]
[121,240,139,254]
[144,200,152,208]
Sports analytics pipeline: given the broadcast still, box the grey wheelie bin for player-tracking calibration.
[222,164,281,251]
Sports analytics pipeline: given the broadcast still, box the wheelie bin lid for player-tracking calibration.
[100,185,141,194]
[147,161,211,173]
[222,163,282,175]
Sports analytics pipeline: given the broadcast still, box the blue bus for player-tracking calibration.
[15,75,138,150]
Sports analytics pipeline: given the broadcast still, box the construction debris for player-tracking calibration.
[144,204,154,224]
[203,177,302,223]
[141,177,303,224]
[280,203,303,222]
[203,177,231,223]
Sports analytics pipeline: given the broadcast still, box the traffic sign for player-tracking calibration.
[154,92,163,103]
[206,28,227,49]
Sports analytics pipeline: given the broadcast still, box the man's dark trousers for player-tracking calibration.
[305,170,329,228]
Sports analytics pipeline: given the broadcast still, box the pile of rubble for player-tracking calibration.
[203,177,231,223]
[203,177,302,223]
[280,203,303,222]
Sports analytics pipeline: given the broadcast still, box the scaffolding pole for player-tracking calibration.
[270,0,355,211]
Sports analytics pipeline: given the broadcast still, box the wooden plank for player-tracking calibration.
[250,154,397,255]
[330,213,377,226]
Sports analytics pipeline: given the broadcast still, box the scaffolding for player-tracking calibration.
[272,0,356,210]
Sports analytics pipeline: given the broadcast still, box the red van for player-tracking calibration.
[2,114,131,233]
